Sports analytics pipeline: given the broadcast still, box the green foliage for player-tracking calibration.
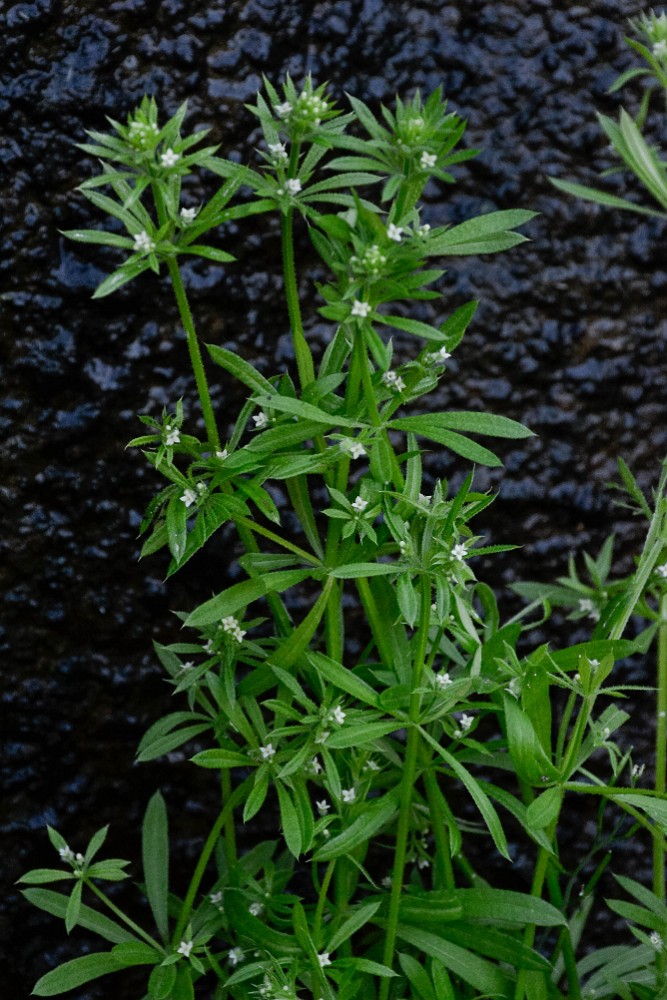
[21,54,667,1000]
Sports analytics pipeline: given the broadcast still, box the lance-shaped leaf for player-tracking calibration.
[32,953,124,996]
[184,569,312,628]
[425,209,537,257]
[314,788,401,861]
[142,792,170,942]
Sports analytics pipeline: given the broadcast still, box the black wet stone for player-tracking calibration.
[3,1,667,996]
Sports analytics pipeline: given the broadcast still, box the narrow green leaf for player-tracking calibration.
[255,393,358,427]
[457,887,566,926]
[389,417,502,467]
[32,953,123,996]
[184,570,311,628]
[550,176,665,218]
[206,344,274,395]
[111,941,161,967]
[21,888,135,944]
[148,963,177,1000]
[326,901,381,952]
[325,721,400,748]
[18,870,75,884]
[314,789,400,861]
[329,562,398,578]
[178,245,235,263]
[396,926,510,995]
[307,651,379,707]
[61,229,135,248]
[276,783,302,858]
[65,879,83,933]
[142,791,169,942]
[136,724,211,763]
[191,748,253,768]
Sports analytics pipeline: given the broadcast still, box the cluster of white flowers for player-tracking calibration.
[339,437,366,459]
[350,298,372,318]
[277,178,302,196]
[350,243,387,277]
[58,845,84,865]
[267,141,288,162]
[293,90,328,126]
[128,119,159,147]
[221,615,246,642]
[381,370,406,393]
[133,230,155,254]
[578,598,600,622]
[160,147,180,168]
[163,423,180,446]
[453,713,474,738]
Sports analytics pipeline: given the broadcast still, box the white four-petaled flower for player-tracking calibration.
[653,39,667,59]
[351,496,368,514]
[160,148,181,168]
[249,901,264,916]
[180,206,197,224]
[387,223,403,242]
[382,370,405,392]
[420,152,437,169]
[180,488,198,507]
[177,940,194,958]
[657,563,667,578]
[216,448,229,460]
[459,713,474,730]
[350,299,372,318]
[341,787,356,804]
[274,101,293,117]
[259,743,276,761]
[284,178,302,195]
[268,141,288,161]
[133,230,155,254]
[228,947,245,966]
[164,424,180,446]
[318,952,332,967]
[253,411,269,429]
[451,543,467,562]
[316,799,330,815]
[434,671,452,689]
[427,346,452,364]
[329,705,346,724]
[340,437,366,459]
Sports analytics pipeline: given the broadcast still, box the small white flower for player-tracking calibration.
[632,762,645,778]
[309,756,322,774]
[459,713,474,731]
[221,616,240,633]
[268,141,288,161]
[275,101,293,117]
[657,563,667,578]
[232,626,246,642]
[210,890,223,905]
[164,424,180,446]
[180,488,198,507]
[578,598,594,613]
[429,345,452,363]
[364,759,381,772]
[196,481,207,493]
[58,845,75,862]
[180,660,194,672]
[177,940,194,958]
[351,496,368,514]
[203,639,215,654]
[340,437,366,459]
[381,875,392,888]
[160,148,181,168]
[350,299,372,318]
[650,931,663,951]
[434,671,452,689]
[420,152,437,169]
[417,856,431,869]
[418,493,431,504]
[602,726,610,740]
[318,952,332,967]
[451,543,467,562]
[133,230,155,254]
[316,799,330,815]
[329,705,346,725]
[249,901,264,916]
[387,222,403,242]
[253,411,269,429]
[228,946,245,966]
[417,223,431,237]
[74,852,84,864]
[588,658,599,668]
[315,730,330,744]
[382,370,405,392]
[259,743,276,761]
[341,787,356,804]
[216,448,229,460]
[653,39,667,59]
[179,206,198,224]
[508,677,521,698]
[284,177,302,195]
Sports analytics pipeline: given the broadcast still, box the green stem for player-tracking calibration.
[167,258,221,452]
[514,842,552,1000]
[85,880,163,951]
[173,777,252,944]
[545,864,582,1000]
[221,769,236,872]
[313,859,337,947]
[655,593,667,976]
[281,205,315,390]
[380,575,432,1000]
[422,764,455,890]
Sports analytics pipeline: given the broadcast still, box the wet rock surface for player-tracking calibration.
[2,1,666,995]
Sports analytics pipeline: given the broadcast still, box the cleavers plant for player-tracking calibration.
[20,45,667,1000]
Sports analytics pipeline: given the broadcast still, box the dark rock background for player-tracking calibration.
[2,0,666,996]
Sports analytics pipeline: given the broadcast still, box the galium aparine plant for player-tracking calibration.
[19,26,667,1000]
